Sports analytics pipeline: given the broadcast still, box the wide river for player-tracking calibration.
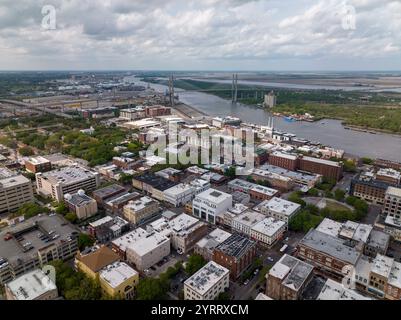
[128,77,401,162]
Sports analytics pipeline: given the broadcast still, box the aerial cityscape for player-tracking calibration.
[1,0,401,308]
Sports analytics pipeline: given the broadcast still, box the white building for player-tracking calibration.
[163,184,195,207]
[264,91,276,108]
[192,189,232,224]
[5,269,58,300]
[164,179,210,207]
[317,278,371,300]
[36,166,100,202]
[250,217,286,246]
[259,197,301,226]
[119,107,146,120]
[232,210,265,237]
[119,228,170,271]
[147,214,208,254]
[0,169,34,214]
[382,187,401,241]
[184,261,229,300]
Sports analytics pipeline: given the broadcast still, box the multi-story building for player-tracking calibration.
[88,215,130,243]
[266,254,314,300]
[0,215,78,285]
[64,190,98,220]
[212,116,242,128]
[92,184,127,207]
[376,168,401,185]
[184,261,229,300]
[24,156,52,173]
[252,165,321,190]
[0,169,34,214]
[36,166,100,202]
[99,261,139,300]
[112,228,171,271]
[350,172,395,205]
[112,157,138,170]
[5,269,58,300]
[258,197,301,226]
[250,217,286,246]
[354,254,401,300]
[381,186,401,241]
[264,91,276,108]
[297,229,361,280]
[268,151,299,171]
[155,168,182,182]
[317,278,371,300]
[119,107,146,120]
[104,191,142,215]
[299,156,343,181]
[148,214,208,254]
[75,245,120,280]
[192,189,232,224]
[231,210,265,237]
[212,234,257,280]
[132,173,178,201]
[145,105,171,117]
[123,196,159,225]
[194,228,232,261]
[227,178,278,201]
[163,184,196,207]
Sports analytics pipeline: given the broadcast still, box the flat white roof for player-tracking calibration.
[128,232,170,256]
[195,188,232,204]
[196,228,232,249]
[317,278,371,300]
[99,261,138,289]
[302,156,341,167]
[372,254,394,278]
[271,151,298,161]
[316,218,342,238]
[112,228,149,252]
[164,183,194,196]
[261,197,301,217]
[124,196,157,212]
[0,174,31,189]
[6,269,57,300]
[233,210,265,228]
[39,166,97,185]
[26,156,50,165]
[386,186,401,198]
[184,261,229,295]
[251,217,286,237]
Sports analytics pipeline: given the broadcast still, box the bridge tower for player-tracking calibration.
[232,74,238,103]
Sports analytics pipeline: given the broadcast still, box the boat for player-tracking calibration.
[284,116,296,122]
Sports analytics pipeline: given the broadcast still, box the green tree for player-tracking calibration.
[185,254,207,276]
[288,192,306,207]
[224,167,236,179]
[65,212,78,224]
[19,146,34,156]
[136,278,167,300]
[17,202,49,219]
[55,202,68,215]
[361,157,374,165]
[334,189,346,202]
[307,188,319,197]
[78,233,95,251]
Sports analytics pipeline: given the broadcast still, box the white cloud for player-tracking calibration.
[0,0,400,70]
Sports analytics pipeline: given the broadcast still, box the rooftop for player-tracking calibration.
[25,156,50,165]
[64,191,95,207]
[251,217,286,237]
[5,269,57,300]
[38,166,98,185]
[271,151,298,161]
[233,210,265,228]
[195,188,232,204]
[316,218,343,238]
[0,214,78,268]
[386,186,401,198]
[215,233,256,259]
[196,228,232,250]
[112,228,149,252]
[317,278,371,300]
[124,196,158,212]
[99,261,138,289]
[0,174,31,189]
[269,254,314,292]
[77,246,120,273]
[184,261,229,295]
[134,173,179,191]
[301,156,342,167]
[260,197,301,217]
[299,229,361,265]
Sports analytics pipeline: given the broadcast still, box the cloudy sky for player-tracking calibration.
[0,0,400,71]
